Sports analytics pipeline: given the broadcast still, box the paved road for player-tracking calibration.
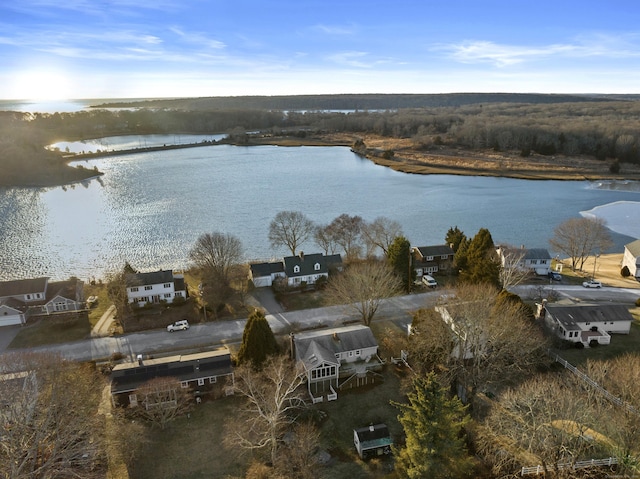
[6,291,437,363]
[6,284,637,364]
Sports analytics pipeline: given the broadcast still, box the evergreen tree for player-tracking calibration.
[445,226,466,253]
[387,235,415,292]
[458,228,500,287]
[237,309,280,367]
[392,373,474,479]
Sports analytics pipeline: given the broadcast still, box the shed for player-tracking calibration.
[353,423,393,459]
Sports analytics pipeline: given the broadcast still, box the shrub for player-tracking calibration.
[610,160,621,173]
[636,297,640,307]
[621,265,631,277]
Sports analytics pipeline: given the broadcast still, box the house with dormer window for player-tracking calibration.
[496,245,552,276]
[622,239,640,279]
[249,252,342,288]
[125,270,186,307]
[291,324,383,403]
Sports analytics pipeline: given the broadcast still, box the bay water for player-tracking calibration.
[1,141,638,282]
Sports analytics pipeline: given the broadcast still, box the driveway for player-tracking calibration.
[250,288,284,314]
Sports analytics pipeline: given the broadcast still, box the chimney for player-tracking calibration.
[137,354,143,366]
[299,251,304,261]
[369,424,375,432]
[333,332,340,341]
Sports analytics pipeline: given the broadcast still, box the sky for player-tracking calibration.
[2,0,640,100]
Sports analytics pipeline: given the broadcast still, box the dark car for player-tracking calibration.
[548,271,562,281]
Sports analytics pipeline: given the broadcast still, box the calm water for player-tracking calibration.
[1,143,638,281]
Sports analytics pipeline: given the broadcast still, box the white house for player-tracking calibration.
[248,261,285,288]
[537,302,633,347]
[496,245,552,276]
[291,324,383,403]
[125,270,186,307]
[622,239,640,279]
[249,253,342,288]
[0,300,26,327]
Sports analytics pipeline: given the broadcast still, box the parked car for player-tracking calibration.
[582,279,602,288]
[422,275,438,288]
[167,320,190,332]
[548,272,562,281]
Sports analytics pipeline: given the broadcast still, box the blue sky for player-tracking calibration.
[2,0,640,99]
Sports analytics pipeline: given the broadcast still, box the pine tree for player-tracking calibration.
[387,235,414,292]
[236,309,280,367]
[392,373,474,479]
[445,226,466,253]
[458,228,500,286]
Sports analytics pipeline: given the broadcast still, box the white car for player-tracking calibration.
[167,320,190,332]
[582,280,602,288]
[422,275,438,288]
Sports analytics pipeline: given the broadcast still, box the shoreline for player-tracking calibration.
[6,132,640,188]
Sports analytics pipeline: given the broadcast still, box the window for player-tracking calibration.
[293,265,300,273]
[164,283,171,288]
[426,255,434,261]
[36,293,42,299]
[355,350,361,356]
[197,378,205,386]
[180,381,189,388]
[348,351,354,357]
[334,353,340,359]
[314,263,321,271]
[164,293,172,298]
[441,255,448,259]
[54,302,68,312]
[144,285,152,291]
[175,291,183,297]
[26,295,31,300]
[130,287,139,292]
[209,377,217,384]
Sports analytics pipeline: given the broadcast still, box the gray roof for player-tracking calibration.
[354,423,391,444]
[294,324,378,371]
[0,277,48,299]
[414,244,454,258]
[125,270,176,288]
[625,239,640,258]
[284,253,342,277]
[545,303,634,330]
[523,248,552,260]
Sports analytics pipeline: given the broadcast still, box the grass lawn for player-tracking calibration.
[127,366,407,479]
[85,282,112,327]
[554,319,640,366]
[9,314,92,349]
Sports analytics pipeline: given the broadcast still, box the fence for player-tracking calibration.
[521,457,618,476]
[549,351,638,416]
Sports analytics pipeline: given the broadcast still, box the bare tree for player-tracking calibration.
[0,352,108,479]
[476,373,601,478]
[268,211,315,256]
[134,377,193,430]
[435,284,549,395]
[314,224,338,255]
[189,231,243,284]
[326,260,402,325]
[275,421,321,479]
[225,355,307,466]
[327,213,364,261]
[549,217,612,272]
[361,216,403,257]
[496,244,533,289]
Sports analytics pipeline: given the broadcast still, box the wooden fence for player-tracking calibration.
[521,456,618,476]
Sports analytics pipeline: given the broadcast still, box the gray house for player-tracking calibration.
[292,324,383,403]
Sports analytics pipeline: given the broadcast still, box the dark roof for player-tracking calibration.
[354,424,392,449]
[414,245,454,258]
[284,253,342,277]
[546,303,634,329]
[0,277,48,298]
[294,324,378,371]
[125,270,176,288]
[0,298,24,311]
[250,261,285,278]
[110,349,232,394]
